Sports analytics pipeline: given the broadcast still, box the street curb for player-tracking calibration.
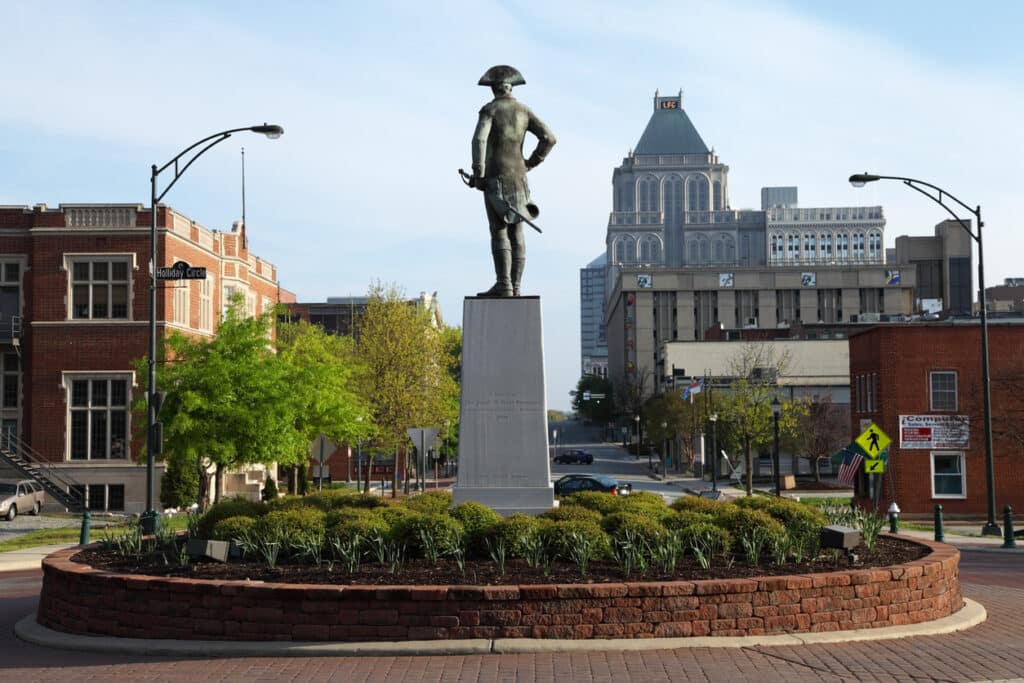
[15,599,986,657]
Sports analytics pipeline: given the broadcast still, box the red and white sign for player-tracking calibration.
[898,415,969,449]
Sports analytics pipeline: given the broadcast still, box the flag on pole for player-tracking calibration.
[680,378,703,401]
[838,449,864,485]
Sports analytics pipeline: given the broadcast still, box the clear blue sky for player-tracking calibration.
[2,1,1021,411]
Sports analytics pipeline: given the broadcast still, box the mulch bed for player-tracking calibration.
[73,536,927,587]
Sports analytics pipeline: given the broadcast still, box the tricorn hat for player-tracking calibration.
[478,65,525,87]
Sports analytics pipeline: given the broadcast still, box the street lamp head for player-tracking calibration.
[709,412,718,423]
[251,123,284,140]
[771,396,781,417]
[634,414,640,423]
[849,172,880,188]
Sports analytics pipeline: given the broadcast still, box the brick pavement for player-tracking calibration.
[3,551,1023,682]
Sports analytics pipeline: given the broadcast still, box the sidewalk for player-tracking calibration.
[0,544,76,572]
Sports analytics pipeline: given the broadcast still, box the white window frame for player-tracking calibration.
[172,264,191,327]
[69,483,126,511]
[929,370,958,412]
[930,451,966,499]
[199,274,214,332]
[65,254,134,321]
[63,372,133,461]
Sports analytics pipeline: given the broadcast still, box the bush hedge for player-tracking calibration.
[210,515,256,542]
[450,501,502,550]
[198,496,268,538]
[600,511,666,546]
[402,490,453,515]
[539,504,603,525]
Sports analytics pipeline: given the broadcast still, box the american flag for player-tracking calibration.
[838,450,864,485]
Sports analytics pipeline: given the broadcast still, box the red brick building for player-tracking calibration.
[849,323,1024,517]
[0,203,293,512]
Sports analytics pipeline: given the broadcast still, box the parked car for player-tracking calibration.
[0,479,45,521]
[553,449,594,465]
[553,474,632,496]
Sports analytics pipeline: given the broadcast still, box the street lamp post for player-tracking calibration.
[850,173,999,536]
[142,123,284,535]
[633,414,641,460]
[709,413,718,494]
[771,397,782,497]
[657,420,667,472]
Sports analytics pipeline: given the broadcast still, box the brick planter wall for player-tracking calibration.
[37,536,961,641]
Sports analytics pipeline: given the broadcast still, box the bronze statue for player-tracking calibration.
[463,65,556,297]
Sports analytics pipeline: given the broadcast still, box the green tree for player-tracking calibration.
[355,283,456,495]
[276,319,373,491]
[716,344,804,495]
[136,296,306,509]
[571,374,614,424]
[642,388,713,473]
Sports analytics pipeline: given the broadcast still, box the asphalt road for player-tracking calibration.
[3,550,1022,681]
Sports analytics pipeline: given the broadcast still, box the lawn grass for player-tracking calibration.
[797,496,853,508]
[0,514,191,553]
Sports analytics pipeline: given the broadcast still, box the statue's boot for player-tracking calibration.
[511,257,525,297]
[477,248,513,297]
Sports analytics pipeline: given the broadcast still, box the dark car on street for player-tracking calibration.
[553,474,632,496]
[552,449,593,465]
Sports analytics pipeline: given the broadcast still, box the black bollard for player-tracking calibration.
[934,504,944,543]
[1002,505,1016,549]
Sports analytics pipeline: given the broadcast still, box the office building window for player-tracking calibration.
[70,258,130,320]
[174,279,190,326]
[199,275,214,332]
[931,452,965,498]
[71,483,125,511]
[2,352,18,409]
[67,375,130,460]
[930,371,958,411]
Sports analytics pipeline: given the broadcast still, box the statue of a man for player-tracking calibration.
[470,65,556,297]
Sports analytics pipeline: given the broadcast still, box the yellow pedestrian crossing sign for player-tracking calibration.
[855,423,891,459]
[864,459,885,474]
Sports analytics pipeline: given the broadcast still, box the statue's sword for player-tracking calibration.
[458,169,543,233]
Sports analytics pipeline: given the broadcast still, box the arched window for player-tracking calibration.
[699,235,711,262]
[638,176,660,213]
[619,235,637,263]
[869,231,882,259]
[664,175,684,226]
[615,239,626,264]
[688,239,699,264]
[687,175,710,211]
[713,181,723,210]
[640,237,652,262]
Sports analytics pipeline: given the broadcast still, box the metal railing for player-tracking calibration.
[0,431,85,510]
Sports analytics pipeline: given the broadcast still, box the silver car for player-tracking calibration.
[0,479,45,520]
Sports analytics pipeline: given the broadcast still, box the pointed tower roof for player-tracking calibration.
[634,91,709,155]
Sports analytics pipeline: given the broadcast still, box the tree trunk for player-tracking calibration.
[214,463,224,504]
[364,455,374,494]
[196,458,210,512]
[391,448,398,498]
[814,457,822,481]
[744,438,753,496]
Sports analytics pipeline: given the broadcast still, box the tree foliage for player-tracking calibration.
[715,344,806,495]
[572,374,614,423]
[355,283,459,493]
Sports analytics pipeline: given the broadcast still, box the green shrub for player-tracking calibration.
[669,495,727,516]
[663,510,716,532]
[262,476,279,500]
[539,520,611,560]
[734,496,828,528]
[714,506,785,551]
[490,513,542,558]
[397,513,465,558]
[210,515,256,542]
[197,496,268,538]
[303,489,363,511]
[539,504,603,525]
[449,501,502,553]
[254,507,326,540]
[561,491,623,515]
[267,495,314,512]
[336,493,388,509]
[600,511,666,547]
[327,509,390,547]
[402,490,452,515]
[378,505,420,533]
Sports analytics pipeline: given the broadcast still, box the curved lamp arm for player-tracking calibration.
[849,173,981,240]
[153,124,284,203]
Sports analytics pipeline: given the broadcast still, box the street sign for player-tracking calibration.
[855,423,891,459]
[156,260,207,280]
[407,427,439,492]
[864,459,885,474]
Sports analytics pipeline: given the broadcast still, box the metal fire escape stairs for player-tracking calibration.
[0,431,86,511]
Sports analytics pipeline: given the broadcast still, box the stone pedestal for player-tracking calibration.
[453,296,555,515]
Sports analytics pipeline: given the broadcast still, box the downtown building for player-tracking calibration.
[590,92,971,401]
[0,203,293,512]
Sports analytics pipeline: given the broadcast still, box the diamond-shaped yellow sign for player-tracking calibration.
[855,423,891,459]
